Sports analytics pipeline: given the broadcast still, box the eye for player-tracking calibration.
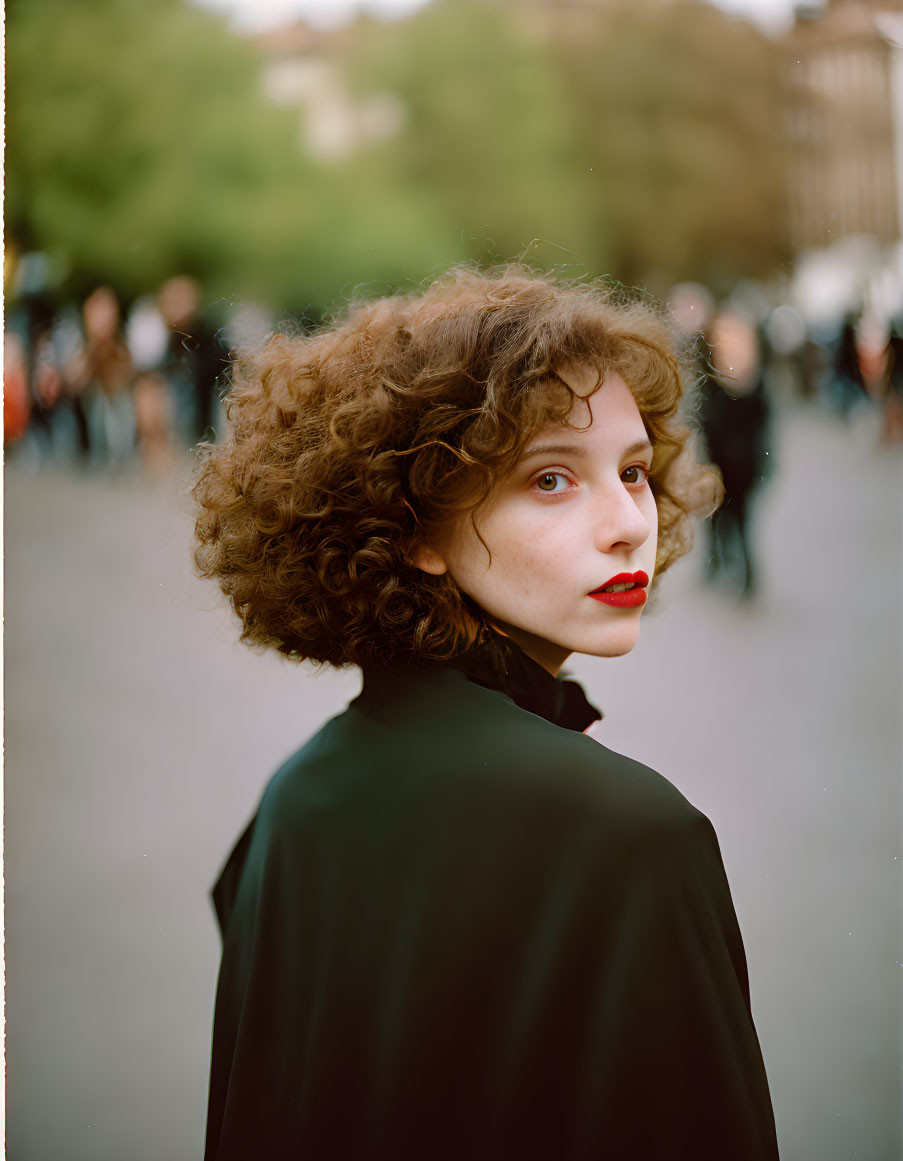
[621,464,650,486]
[533,470,571,494]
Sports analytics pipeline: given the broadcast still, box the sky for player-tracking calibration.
[194,0,817,36]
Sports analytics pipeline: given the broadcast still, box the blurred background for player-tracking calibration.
[4,0,902,1157]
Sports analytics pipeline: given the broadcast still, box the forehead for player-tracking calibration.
[555,359,603,397]
[524,371,647,451]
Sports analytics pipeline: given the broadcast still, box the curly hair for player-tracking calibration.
[192,266,721,668]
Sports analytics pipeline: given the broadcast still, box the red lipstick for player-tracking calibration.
[589,570,649,608]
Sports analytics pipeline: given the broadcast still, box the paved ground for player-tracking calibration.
[4,401,901,1161]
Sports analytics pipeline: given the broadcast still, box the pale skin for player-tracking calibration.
[415,370,659,677]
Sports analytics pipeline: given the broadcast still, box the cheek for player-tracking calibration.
[492,526,577,609]
[646,495,660,559]
[484,534,537,588]
[641,486,658,530]
[489,513,563,569]
[453,509,553,590]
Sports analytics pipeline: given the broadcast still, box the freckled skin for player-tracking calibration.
[418,373,658,675]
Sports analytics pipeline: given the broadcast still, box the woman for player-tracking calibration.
[194,268,779,1160]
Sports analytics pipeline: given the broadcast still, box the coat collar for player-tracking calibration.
[450,635,602,734]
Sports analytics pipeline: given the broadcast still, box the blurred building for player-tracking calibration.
[250,19,403,160]
[245,0,903,319]
[785,0,903,251]
[513,0,689,40]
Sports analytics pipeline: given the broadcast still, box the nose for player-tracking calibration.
[592,480,653,554]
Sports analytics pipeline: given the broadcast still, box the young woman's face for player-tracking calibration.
[418,371,658,675]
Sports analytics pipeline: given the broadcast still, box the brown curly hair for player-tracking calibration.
[192,266,721,668]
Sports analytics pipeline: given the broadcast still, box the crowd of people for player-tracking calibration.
[666,281,903,599]
[4,274,229,473]
[5,272,901,601]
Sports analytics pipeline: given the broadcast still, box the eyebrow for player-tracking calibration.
[521,438,653,461]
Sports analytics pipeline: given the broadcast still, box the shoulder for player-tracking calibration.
[495,709,709,854]
[216,667,724,946]
[363,665,706,844]
[246,664,710,859]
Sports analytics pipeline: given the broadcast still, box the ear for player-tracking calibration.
[412,544,449,576]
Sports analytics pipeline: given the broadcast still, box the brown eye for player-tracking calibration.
[535,471,568,493]
[621,465,649,485]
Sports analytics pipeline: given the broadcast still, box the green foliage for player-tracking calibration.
[7,0,789,312]
[553,0,789,291]
[344,0,787,293]
[7,0,309,299]
[346,0,606,275]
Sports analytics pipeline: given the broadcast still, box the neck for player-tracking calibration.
[488,620,572,677]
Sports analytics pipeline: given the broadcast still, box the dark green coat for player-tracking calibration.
[205,647,778,1160]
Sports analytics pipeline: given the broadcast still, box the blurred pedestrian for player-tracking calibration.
[4,331,31,446]
[10,312,86,468]
[126,294,177,472]
[881,322,903,445]
[133,370,176,474]
[71,287,135,469]
[829,313,870,417]
[158,276,227,445]
[797,335,830,402]
[27,323,66,453]
[700,311,772,600]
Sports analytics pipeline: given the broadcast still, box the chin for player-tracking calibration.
[603,641,637,657]
[584,626,641,658]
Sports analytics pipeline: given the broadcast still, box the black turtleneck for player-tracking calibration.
[205,653,779,1161]
[450,634,602,734]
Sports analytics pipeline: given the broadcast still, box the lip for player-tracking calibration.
[588,570,649,609]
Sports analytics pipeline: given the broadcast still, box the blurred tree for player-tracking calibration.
[6,0,789,311]
[5,0,450,310]
[344,0,606,275]
[6,0,306,301]
[344,0,787,291]
[547,0,789,292]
